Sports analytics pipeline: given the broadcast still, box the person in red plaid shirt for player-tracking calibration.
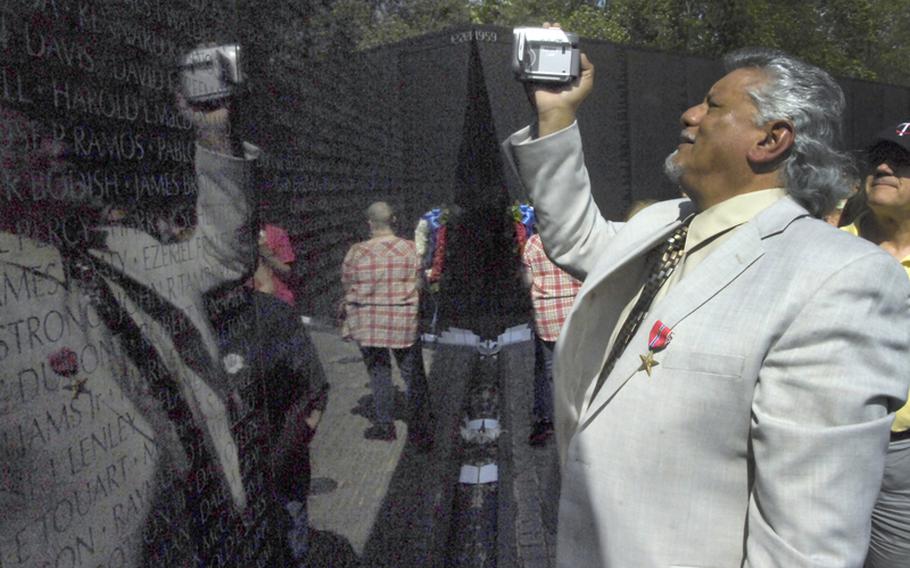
[521,232,582,445]
[342,202,432,447]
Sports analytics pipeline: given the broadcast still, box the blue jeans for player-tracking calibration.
[360,341,430,431]
[533,335,555,423]
[283,498,309,564]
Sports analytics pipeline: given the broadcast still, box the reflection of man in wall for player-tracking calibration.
[840,121,910,568]
[521,232,581,446]
[0,94,263,566]
[505,43,910,565]
[341,201,432,448]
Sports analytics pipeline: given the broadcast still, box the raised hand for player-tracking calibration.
[529,22,595,137]
[176,91,233,154]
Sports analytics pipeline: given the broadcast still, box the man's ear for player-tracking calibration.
[749,120,794,164]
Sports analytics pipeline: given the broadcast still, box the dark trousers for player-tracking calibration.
[533,335,555,422]
[360,340,430,432]
[866,437,910,567]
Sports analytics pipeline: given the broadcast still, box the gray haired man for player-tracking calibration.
[504,40,910,566]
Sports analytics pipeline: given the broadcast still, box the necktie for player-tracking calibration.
[597,223,689,388]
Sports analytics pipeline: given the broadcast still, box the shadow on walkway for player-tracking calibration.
[307,528,361,568]
[358,345,477,568]
[350,389,411,426]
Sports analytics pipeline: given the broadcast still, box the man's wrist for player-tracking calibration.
[197,130,233,154]
[537,108,576,138]
[192,104,239,156]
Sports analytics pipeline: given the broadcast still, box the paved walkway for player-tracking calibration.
[302,324,559,568]
[498,340,559,568]
[305,326,474,567]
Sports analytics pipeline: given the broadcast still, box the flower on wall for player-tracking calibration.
[223,353,246,375]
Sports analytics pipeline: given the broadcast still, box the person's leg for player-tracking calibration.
[282,470,309,565]
[361,346,396,439]
[393,341,432,445]
[865,437,910,567]
[529,335,555,446]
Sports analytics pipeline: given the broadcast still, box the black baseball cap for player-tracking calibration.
[869,120,910,154]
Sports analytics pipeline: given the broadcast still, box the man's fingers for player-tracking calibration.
[175,92,190,117]
[580,52,593,71]
[580,53,594,84]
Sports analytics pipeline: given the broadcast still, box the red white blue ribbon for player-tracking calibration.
[648,320,673,351]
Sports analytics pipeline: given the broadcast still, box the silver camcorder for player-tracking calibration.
[512,27,580,84]
[180,44,243,104]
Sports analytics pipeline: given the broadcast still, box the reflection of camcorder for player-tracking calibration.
[180,44,243,104]
[512,27,580,84]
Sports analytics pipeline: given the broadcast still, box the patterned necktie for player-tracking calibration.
[598,223,689,386]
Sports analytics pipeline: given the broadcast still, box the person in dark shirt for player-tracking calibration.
[217,282,329,565]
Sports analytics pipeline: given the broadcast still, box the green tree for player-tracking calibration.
[316,0,910,86]
[864,0,910,86]
[601,0,909,84]
[337,0,473,48]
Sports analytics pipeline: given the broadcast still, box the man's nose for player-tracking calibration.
[875,161,895,175]
[681,103,704,127]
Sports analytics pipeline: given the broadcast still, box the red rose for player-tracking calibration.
[49,347,79,377]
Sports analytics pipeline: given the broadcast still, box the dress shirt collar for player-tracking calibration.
[686,187,787,253]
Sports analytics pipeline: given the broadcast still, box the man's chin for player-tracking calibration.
[663,151,684,185]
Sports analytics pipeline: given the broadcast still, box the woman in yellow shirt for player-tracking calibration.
[841,121,910,568]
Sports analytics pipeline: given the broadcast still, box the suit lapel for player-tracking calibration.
[650,222,765,334]
[564,219,682,414]
[581,221,679,291]
[579,199,696,294]
[577,197,807,427]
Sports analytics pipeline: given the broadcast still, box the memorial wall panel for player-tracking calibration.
[1,1,286,565]
[398,32,472,213]
[577,40,635,217]
[625,49,691,205]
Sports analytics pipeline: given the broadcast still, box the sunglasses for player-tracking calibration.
[867,143,910,170]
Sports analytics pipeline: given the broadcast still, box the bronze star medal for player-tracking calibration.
[639,351,659,376]
[641,320,673,377]
[62,378,90,400]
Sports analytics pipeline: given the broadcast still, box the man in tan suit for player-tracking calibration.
[505,42,910,566]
